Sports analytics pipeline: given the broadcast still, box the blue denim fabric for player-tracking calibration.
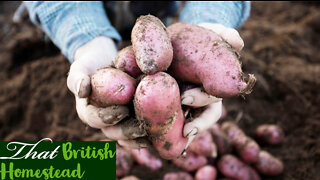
[24,1,122,62]
[23,1,250,62]
[180,1,251,28]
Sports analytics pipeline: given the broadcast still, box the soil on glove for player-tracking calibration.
[0,2,319,180]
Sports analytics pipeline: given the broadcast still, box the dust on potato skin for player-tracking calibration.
[90,67,136,107]
[168,23,254,98]
[134,73,180,143]
[115,46,131,69]
[131,15,173,74]
[254,151,283,176]
[116,146,134,176]
[255,125,284,145]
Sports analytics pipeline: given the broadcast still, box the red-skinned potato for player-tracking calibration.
[209,125,232,156]
[131,15,173,74]
[221,122,260,164]
[120,176,140,180]
[124,147,162,171]
[254,150,284,176]
[116,145,133,177]
[255,124,284,145]
[188,131,217,158]
[172,151,207,172]
[218,154,261,180]
[233,136,261,164]
[134,72,187,160]
[163,172,193,180]
[115,46,142,78]
[220,122,245,142]
[167,22,256,98]
[195,165,217,180]
[90,67,136,107]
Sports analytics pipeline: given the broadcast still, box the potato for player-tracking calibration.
[134,72,187,159]
[220,122,245,142]
[163,172,193,180]
[120,176,140,180]
[116,145,133,177]
[188,131,217,158]
[125,148,162,171]
[254,150,284,176]
[90,67,136,107]
[195,165,217,180]
[131,15,173,74]
[221,122,260,164]
[167,22,256,98]
[234,136,260,164]
[172,151,207,172]
[209,126,232,155]
[255,124,284,145]
[115,46,142,78]
[218,155,261,180]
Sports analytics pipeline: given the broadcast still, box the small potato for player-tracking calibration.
[131,15,173,74]
[90,67,136,107]
[172,151,207,172]
[254,150,284,176]
[218,154,260,180]
[120,176,140,180]
[163,172,193,180]
[209,125,232,155]
[220,122,246,142]
[125,148,162,171]
[195,165,217,180]
[221,122,260,164]
[188,131,217,158]
[255,124,284,145]
[233,136,260,164]
[115,46,142,78]
[116,145,134,177]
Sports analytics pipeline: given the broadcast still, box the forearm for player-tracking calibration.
[179,1,251,28]
[23,1,121,62]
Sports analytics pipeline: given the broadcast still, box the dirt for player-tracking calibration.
[0,1,319,180]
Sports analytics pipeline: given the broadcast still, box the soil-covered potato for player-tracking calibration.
[134,72,187,159]
[115,46,142,78]
[167,22,256,98]
[90,67,136,107]
[131,15,173,74]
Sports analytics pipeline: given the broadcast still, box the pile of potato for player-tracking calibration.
[117,122,284,180]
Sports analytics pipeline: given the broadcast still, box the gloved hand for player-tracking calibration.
[181,23,244,148]
[67,36,147,149]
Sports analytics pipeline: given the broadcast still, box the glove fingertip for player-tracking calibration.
[78,76,91,98]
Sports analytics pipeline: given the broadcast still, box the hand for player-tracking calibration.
[181,23,244,149]
[67,36,147,148]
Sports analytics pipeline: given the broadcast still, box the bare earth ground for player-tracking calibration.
[0,2,319,180]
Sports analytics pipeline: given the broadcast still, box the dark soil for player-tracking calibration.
[0,1,319,180]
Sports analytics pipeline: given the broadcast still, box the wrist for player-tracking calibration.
[74,36,118,75]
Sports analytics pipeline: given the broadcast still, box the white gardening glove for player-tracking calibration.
[67,36,147,148]
[182,23,244,149]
